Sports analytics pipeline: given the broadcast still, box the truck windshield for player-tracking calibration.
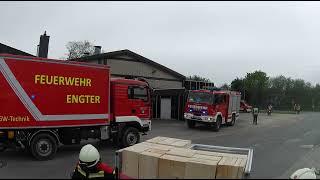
[187,92,213,104]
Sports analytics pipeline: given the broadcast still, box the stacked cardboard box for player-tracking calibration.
[120,136,248,179]
[146,136,192,148]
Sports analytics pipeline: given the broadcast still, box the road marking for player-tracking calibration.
[300,145,314,149]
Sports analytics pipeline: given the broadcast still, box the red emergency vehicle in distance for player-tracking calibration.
[184,88,241,131]
[240,100,252,113]
[0,54,151,160]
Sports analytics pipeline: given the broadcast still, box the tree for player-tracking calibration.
[268,75,288,107]
[65,40,95,60]
[230,70,319,111]
[231,78,246,99]
[220,83,230,90]
[187,75,212,82]
[231,78,244,91]
[243,71,269,107]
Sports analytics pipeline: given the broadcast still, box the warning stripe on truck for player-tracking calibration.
[0,57,109,121]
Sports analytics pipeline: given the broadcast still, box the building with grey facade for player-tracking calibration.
[70,49,187,120]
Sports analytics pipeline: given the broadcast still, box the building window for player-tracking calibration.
[128,86,148,101]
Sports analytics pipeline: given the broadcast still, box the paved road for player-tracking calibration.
[1,112,320,179]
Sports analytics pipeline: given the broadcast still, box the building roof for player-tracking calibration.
[70,49,186,80]
[0,43,35,57]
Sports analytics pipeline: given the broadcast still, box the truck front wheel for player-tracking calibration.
[30,133,57,161]
[121,127,140,147]
[187,120,196,128]
[213,117,222,132]
[0,142,7,152]
[227,114,236,126]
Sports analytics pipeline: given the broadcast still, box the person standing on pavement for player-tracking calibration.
[252,107,259,125]
[296,104,301,114]
[267,104,272,116]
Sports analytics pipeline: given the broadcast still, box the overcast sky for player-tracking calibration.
[1,1,320,86]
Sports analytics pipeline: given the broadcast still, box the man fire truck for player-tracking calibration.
[184,88,241,131]
[0,54,151,160]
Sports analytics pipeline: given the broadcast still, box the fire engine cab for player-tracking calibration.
[184,89,241,131]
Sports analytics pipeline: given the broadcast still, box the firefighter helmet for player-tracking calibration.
[290,168,316,179]
[79,144,100,167]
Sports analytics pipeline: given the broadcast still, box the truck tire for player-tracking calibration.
[0,143,7,152]
[213,116,222,132]
[187,120,196,128]
[121,127,140,148]
[30,133,57,161]
[227,114,236,126]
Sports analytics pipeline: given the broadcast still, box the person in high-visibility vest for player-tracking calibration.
[296,104,301,114]
[252,107,259,125]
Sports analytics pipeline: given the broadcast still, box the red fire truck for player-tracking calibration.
[0,54,152,160]
[184,89,241,131]
[240,100,252,113]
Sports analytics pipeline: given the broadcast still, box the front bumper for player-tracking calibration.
[141,119,152,132]
[184,113,216,123]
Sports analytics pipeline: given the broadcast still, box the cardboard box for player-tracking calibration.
[216,157,230,179]
[139,149,167,179]
[121,145,151,179]
[235,158,247,179]
[144,148,169,154]
[145,136,191,148]
[196,150,247,159]
[192,154,222,162]
[165,147,197,157]
[157,137,181,145]
[158,154,188,179]
[140,141,175,151]
[195,150,220,157]
[170,140,192,148]
[228,158,241,179]
[146,136,169,144]
[139,142,156,147]
[151,144,175,151]
[216,157,238,179]
[184,157,219,179]
[216,152,248,159]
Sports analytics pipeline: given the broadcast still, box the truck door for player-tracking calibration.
[128,86,150,119]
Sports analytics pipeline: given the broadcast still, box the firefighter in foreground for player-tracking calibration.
[252,107,259,125]
[290,168,317,179]
[71,144,115,179]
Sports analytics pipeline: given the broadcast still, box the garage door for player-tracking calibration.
[160,98,171,119]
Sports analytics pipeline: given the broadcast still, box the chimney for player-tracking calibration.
[94,46,102,55]
[37,31,50,58]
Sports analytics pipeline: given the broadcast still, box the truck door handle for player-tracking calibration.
[131,109,136,113]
